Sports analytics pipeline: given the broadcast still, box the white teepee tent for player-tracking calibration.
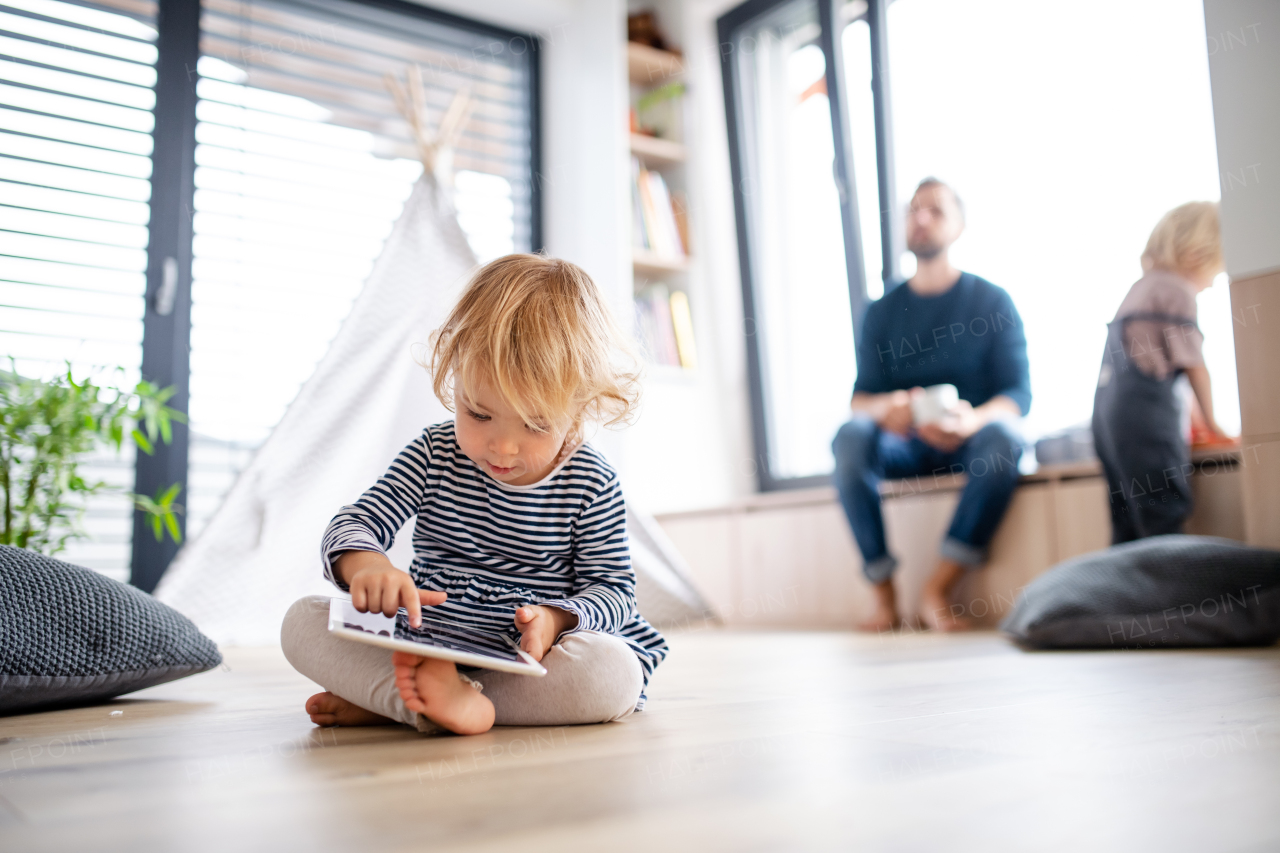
[157,80,712,644]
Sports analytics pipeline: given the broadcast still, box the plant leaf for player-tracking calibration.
[159,482,182,506]
[131,428,153,455]
[163,510,182,543]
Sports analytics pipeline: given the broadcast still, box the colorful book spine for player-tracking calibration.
[670,190,690,255]
[634,285,697,369]
[669,289,697,369]
[631,161,687,259]
[649,284,680,366]
[630,157,649,251]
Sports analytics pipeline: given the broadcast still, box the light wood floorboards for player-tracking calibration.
[1,630,1277,852]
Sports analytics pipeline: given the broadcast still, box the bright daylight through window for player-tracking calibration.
[739,0,1236,488]
[727,0,857,483]
[184,0,533,542]
[882,0,1235,441]
[0,0,158,578]
[0,0,534,578]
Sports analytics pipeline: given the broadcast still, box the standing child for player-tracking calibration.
[1092,201,1231,544]
[281,255,667,735]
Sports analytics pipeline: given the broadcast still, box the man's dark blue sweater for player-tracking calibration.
[852,272,1032,415]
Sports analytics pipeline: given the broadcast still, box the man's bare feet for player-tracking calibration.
[392,652,495,735]
[305,692,394,727]
[857,579,901,632]
[918,558,973,632]
[919,589,971,631]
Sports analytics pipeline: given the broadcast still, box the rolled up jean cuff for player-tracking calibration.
[940,537,985,568]
[862,554,898,584]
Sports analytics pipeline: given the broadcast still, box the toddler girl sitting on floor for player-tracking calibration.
[281,254,668,735]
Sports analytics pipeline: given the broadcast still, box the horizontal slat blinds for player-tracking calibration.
[0,0,157,580]
[186,0,534,539]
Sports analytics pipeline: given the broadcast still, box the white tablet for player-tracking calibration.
[327,598,547,677]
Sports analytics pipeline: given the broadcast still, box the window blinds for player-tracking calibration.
[186,0,536,537]
[0,0,158,579]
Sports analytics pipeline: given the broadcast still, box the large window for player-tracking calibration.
[0,0,158,579]
[186,0,535,540]
[722,0,1234,489]
[885,0,1233,439]
[1,0,538,584]
[718,0,869,487]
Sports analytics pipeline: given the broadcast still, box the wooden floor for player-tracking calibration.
[2,630,1278,852]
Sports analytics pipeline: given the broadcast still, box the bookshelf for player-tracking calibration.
[632,248,689,276]
[627,38,696,374]
[629,132,686,165]
[628,41,684,83]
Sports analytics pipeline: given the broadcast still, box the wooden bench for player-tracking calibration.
[655,450,1244,630]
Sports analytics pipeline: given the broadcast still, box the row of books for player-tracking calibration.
[631,157,689,258]
[635,284,697,370]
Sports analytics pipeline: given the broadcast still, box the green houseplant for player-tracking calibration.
[0,363,185,556]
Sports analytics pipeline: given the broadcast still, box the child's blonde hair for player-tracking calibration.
[429,254,640,437]
[1141,201,1223,279]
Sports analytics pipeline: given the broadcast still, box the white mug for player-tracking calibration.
[911,383,959,426]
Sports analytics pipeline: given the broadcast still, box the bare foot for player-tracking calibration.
[857,579,900,632]
[392,652,495,735]
[918,588,972,632]
[305,691,394,727]
[917,558,974,632]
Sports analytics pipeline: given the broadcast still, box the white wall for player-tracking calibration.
[1202,0,1280,279]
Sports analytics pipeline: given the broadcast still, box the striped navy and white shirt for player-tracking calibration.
[321,421,668,709]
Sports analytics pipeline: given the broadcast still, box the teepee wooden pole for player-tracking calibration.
[385,64,472,181]
[435,86,473,151]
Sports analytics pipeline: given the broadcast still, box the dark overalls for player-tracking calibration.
[1091,313,1197,544]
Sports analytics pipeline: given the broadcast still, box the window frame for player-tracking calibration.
[717,0,897,491]
[130,0,541,590]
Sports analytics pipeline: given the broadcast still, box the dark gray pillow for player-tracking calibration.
[0,546,222,713]
[1001,535,1280,649]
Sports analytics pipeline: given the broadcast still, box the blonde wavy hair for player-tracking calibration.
[1141,201,1223,279]
[429,254,641,439]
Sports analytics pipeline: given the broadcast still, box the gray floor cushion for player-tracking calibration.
[1001,535,1280,649]
[0,546,222,713]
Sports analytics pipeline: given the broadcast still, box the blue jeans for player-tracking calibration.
[831,417,1023,583]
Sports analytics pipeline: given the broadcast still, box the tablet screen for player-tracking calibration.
[330,600,525,663]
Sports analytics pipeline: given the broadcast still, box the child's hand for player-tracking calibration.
[1208,422,1238,446]
[337,550,445,629]
[513,605,579,661]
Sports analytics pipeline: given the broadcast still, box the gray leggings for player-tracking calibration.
[280,596,643,732]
